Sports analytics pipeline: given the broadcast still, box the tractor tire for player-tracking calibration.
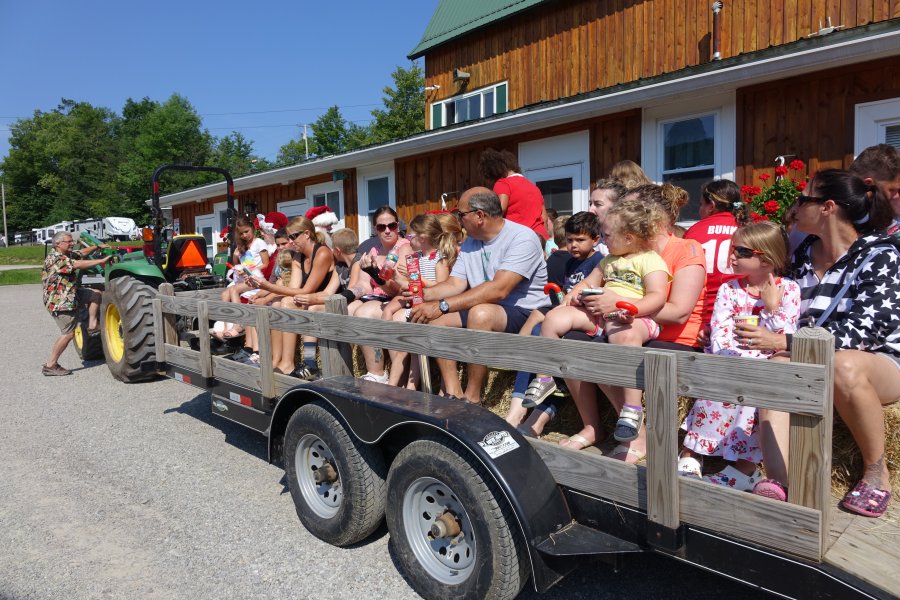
[284,402,387,547]
[100,276,157,382]
[73,306,104,361]
[385,438,529,600]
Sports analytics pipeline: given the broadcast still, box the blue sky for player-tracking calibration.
[0,0,439,163]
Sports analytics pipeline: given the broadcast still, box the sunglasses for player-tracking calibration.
[375,221,399,233]
[796,194,828,207]
[288,231,308,241]
[732,245,764,259]
[452,208,479,219]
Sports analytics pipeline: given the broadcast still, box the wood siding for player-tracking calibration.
[394,110,640,221]
[424,0,900,126]
[736,56,900,182]
[172,171,359,233]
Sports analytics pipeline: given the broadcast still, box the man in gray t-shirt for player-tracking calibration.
[410,186,549,404]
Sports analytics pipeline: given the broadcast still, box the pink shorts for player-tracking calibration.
[586,317,660,340]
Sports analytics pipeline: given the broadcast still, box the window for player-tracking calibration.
[431,82,508,129]
[305,181,344,221]
[357,163,396,239]
[642,93,736,224]
[855,98,900,154]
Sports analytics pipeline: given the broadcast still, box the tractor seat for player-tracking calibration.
[162,234,210,280]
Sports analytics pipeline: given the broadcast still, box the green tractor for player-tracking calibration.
[99,165,236,382]
[70,231,123,361]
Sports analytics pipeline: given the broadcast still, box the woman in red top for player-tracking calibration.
[479,148,548,240]
[684,180,749,331]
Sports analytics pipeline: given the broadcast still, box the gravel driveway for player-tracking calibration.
[0,284,760,600]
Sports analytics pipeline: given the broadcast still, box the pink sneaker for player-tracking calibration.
[752,478,787,502]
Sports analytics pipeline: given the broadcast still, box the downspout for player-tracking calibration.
[712,2,723,61]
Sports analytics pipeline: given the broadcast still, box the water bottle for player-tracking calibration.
[378,251,399,281]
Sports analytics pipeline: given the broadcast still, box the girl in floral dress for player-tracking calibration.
[678,221,801,491]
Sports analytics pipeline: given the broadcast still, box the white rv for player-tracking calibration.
[102,217,139,241]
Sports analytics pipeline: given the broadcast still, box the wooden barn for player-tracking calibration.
[161,0,900,252]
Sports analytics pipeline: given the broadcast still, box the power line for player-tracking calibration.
[0,103,383,121]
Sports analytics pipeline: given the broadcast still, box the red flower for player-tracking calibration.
[764,200,780,214]
[750,185,762,196]
[759,173,771,182]
[740,185,753,196]
[789,159,806,171]
[775,165,789,177]
[797,180,807,192]
[750,212,769,222]
[219,226,230,240]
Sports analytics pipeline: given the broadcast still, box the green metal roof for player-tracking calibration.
[408,0,549,59]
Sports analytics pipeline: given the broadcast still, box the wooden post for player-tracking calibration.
[158,283,177,346]
[196,300,213,379]
[644,351,680,533]
[255,307,275,398]
[788,326,834,558]
[152,298,167,364]
[322,295,353,378]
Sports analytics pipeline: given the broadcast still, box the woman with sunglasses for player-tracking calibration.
[350,206,411,383]
[738,169,900,517]
[248,216,337,377]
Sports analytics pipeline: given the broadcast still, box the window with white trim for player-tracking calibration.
[642,93,736,224]
[431,82,508,129]
[855,98,900,154]
[305,181,344,221]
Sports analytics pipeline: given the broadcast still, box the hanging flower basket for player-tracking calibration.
[741,159,808,225]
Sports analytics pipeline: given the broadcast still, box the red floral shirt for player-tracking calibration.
[42,249,82,312]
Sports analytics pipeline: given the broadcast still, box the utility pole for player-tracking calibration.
[302,124,309,161]
[1,183,7,247]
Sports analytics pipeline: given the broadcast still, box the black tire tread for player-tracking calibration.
[101,277,157,382]
[387,438,528,600]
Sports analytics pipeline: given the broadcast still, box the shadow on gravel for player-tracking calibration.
[164,391,267,461]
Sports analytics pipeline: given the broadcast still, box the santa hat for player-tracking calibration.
[305,205,339,229]
[257,211,288,235]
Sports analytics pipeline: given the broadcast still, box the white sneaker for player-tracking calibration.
[361,371,389,384]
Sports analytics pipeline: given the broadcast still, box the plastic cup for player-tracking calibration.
[734,314,759,327]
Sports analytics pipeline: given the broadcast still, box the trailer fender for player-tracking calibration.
[268,376,577,592]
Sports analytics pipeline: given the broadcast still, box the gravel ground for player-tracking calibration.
[0,284,762,600]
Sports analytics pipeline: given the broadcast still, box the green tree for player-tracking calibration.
[211,132,271,177]
[369,63,425,143]
[310,105,351,156]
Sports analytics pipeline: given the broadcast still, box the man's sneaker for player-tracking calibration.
[42,364,72,376]
[289,365,321,380]
[230,348,252,362]
[361,371,389,384]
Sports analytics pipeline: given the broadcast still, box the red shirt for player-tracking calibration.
[493,174,548,240]
[684,212,740,326]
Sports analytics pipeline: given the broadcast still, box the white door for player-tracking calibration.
[519,130,590,215]
[195,214,217,261]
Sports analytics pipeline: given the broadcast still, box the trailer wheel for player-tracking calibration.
[73,305,103,361]
[284,402,386,546]
[100,276,157,382]
[386,438,528,600]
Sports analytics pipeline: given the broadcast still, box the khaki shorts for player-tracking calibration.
[49,288,95,334]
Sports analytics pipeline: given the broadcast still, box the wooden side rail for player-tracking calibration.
[158,292,835,561]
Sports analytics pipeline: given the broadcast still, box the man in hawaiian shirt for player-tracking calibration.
[42,231,112,376]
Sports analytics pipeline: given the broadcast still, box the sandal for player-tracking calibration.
[703,465,762,492]
[841,480,892,518]
[614,404,644,442]
[752,478,788,502]
[608,444,646,464]
[677,456,703,479]
[223,326,245,339]
[559,433,593,450]
[522,376,557,408]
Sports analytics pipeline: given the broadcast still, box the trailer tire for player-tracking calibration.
[284,402,386,546]
[385,438,528,600]
[100,276,157,382]
[73,305,103,361]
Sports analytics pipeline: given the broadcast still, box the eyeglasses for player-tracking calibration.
[288,231,308,241]
[796,194,828,207]
[61,239,75,244]
[452,208,479,219]
[732,245,764,259]
[375,221,399,233]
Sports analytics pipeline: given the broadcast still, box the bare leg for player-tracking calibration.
[387,309,411,386]
[275,296,300,373]
[561,378,602,448]
[85,290,102,330]
[505,397,528,427]
[757,354,791,484]
[355,300,388,376]
[461,304,510,404]
[46,332,75,368]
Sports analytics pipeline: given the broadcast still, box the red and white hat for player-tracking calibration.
[257,211,289,235]
[305,205,338,230]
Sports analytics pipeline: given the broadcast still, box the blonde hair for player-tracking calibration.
[331,228,359,254]
[277,246,294,271]
[553,215,571,247]
[606,197,666,248]
[627,183,689,230]
[409,214,444,248]
[285,216,325,245]
[608,160,652,189]
[434,212,463,269]
[734,221,790,275]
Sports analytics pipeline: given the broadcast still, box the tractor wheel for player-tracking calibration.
[385,438,529,600]
[284,402,387,546]
[100,276,157,382]
[73,304,104,361]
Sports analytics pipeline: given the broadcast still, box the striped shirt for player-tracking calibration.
[792,234,900,357]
